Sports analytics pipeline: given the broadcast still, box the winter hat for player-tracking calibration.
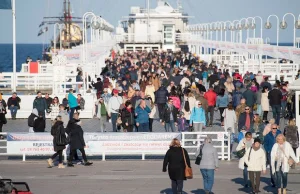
[112,89,119,94]
[254,138,261,144]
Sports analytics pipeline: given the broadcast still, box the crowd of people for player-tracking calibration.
[0,50,299,193]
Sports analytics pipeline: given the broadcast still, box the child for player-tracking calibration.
[238,126,248,143]
[177,112,188,132]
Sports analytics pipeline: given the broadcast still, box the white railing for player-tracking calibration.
[181,132,231,160]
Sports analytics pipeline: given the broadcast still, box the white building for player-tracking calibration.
[115,0,191,52]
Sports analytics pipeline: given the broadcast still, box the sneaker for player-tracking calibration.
[84,161,93,166]
[58,163,65,169]
[67,163,74,167]
[47,158,53,167]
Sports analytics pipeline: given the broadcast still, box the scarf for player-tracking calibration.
[276,144,286,172]
[245,113,250,131]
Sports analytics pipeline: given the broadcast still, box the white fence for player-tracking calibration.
[0,132,231,161]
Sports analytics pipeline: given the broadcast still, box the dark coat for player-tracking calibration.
[121,108,135,126]
[92,81,103,92]
[161,104,178,123]
[155,86,169,104]
[7,97,21,109]
[268,88,282,106]
[66,119,85,150]
[33,97,47,114]
[51,121,66,152]
[238,112,254,132]
[33,117,46,132]
[163,147,191,180]
[242,89,257,107]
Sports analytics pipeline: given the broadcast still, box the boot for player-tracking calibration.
[84,161,93,166]
[282,188,287,194]
[67,162,74,167]
[58,163,65,169]
[47,158,53,167]
[278,188,282,194]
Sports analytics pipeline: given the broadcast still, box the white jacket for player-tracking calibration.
[236,138,254,170]
[261,92,270,111]
[271,142,299,174]
[244,147,266,172]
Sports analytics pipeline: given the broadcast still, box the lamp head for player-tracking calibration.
[265,22,272,29]
[280,21,287,29]
[295,20,300,29]
[91,20,100,30]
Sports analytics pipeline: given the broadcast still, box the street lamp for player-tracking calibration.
[281,13,296,47]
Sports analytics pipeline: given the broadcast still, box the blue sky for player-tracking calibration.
[0,0,299,43]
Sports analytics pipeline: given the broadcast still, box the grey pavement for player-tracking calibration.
[0,160,300,194]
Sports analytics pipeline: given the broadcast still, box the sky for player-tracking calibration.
[0,0,299,44]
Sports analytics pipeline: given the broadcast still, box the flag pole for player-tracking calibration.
[12,0,16,92]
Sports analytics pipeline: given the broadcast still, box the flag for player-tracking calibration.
[0,0,12,9]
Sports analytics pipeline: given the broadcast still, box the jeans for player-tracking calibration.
[149,118,153,132]
[249,171,261,192]
[51,150,63,163]
[219,107,226,123]
[267,152,276,185]
[207,106,214,126]
[281,101,287,118]
[165,120,175,132]
[200,169,215,192]
[171,179,183,194]
[111,113,118,132]
[256,104,262,117]
[243,166,248,186]
[271,105,281,125]
[138,122,149,132]
[9,106,18,118]
[276,166,288,189]
[70,107,76,120]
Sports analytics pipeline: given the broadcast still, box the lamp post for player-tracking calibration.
[281,13,296,47]
[265,14,280,73]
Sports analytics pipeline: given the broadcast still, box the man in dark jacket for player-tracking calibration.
[264,124,281,187]
[44,93,53,110]
[155,85,169,121]
[260,77,272,91]
[7,92,21,119]
[238,106,254,132]
[161,98,178,132]
[92,78,103,98]
[242,86,257,109]
[33,91,47,119]
[268,84,282,125]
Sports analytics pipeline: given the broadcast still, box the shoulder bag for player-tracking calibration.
[182,148,193,179]
[195,144,204,165]
[279,146,295,167]
[244,147,252,168]
[236,143,246,159]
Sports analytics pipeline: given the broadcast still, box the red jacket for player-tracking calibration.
[204,89,217,106]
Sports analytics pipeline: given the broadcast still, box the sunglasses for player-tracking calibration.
[272,128,277,129]
[198,104,202,105]
[245,109,250,110]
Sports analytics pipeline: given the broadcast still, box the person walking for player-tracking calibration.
[283,118,299,169]
[271,134,299,194]
[66,113,93,167]
[238,106,254,132]
[108,89,123,132]
[162,98,178,132]
[47,116,66,169]
[216,88,229,126]
[190,101,206,144]
[68,89,78,120]
[244,138,266,194]
[7,92,21,120]
[0,94,7,139]
[261,86,270,122]
[96,98,108,132]
[155,85,169,121]
[135,100,151,132]
[49,97,60,121]
[236,132,254,188]
[204,86,217,127]
[121,100,135,132]
[264,124,281,187]
[268,84,282,125]
[222,103,237,135]
[163,138,191,194]
[197,137,219,194]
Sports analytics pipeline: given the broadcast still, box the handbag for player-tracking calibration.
[116,116,122,126]
[244,147,252,168]
[236,148,246,159]
[279,146,295,167]
[195,144,204,165]
[182,148,193,179]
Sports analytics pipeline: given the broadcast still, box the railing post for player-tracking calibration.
[102,152,106,161]
[221,133,225,160]
[142,153,145,161]
[181,132,185,147]
[227,132,231,161]
[22,153,26,162]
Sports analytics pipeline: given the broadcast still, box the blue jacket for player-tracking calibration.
[68,93,78,108]
[202,71,208,79]
[264,130,281,153]
[135,105,151,124]
[216,94,229,108]
[190,107,206,125]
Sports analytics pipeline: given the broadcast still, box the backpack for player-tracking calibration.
[233,92,242,107]
[55,126,68,146]
[28,113,37,127]
[184,100,190,112]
